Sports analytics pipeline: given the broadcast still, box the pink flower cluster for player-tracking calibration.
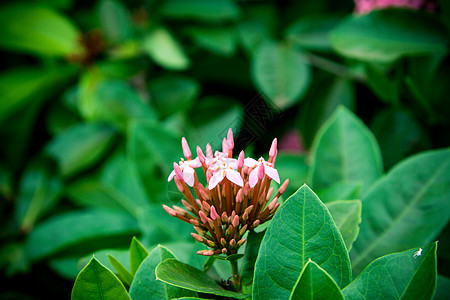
[355,0,436,14]
[164,129,289,256]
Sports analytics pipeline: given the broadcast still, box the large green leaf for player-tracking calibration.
[186,27,237,56]
[330,9,448,63]
[310,106,383,194]
[148,75,199,118]
[343,242,438,299]
[14,160,62,232]
[71,257,131,300]
[286,14,342,51]
[0,4,81,56]
[160,0,240,22]
[316,181,362,203]
[326,200,362,252]
[251,41,311,110]
[129,237,148,276]
[143,28,190,70]
[98,0,132,43]
[240,230,265,288]
[46,122,116,177]
[351,148,450,274]
[252,185,351,299]
[78,74,156,130]
[289,260,344,300]
[0,65,77,123]
[129,245,196,299]
[156,258,248,299]
[25,209,140,261]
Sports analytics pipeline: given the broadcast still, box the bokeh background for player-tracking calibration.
[0,0,449,298]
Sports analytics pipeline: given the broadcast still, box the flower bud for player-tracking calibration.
[181,137,191,159]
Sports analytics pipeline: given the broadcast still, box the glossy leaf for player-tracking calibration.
[160,0,240,22]
[0,4,81,56]
[130,237,148,276]
[310,106,383,194]
[330,9,448,63]
[107,254,133,286]
[351,148,450,274]
[286,14,342,51]
[98,0,132,43]
[130,245,196,300]
[71,257,131,300]
[25,209,140,261]
[156,258,248,299]
[14,160,62,231]
[252,41,311,110]
[46,122,116,177]
[186,27,237,56]
[316,181,362,203]
[343,242,438,299]
[78,74,156,130]
[143,28,189,70]
[241,230,265,287]
[0,65,77,123]
[289,260,344,300]
[148,75,199,118]
[326,200,362,252]
[252,185,351,299]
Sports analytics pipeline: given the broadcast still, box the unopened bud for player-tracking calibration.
[181,199,193,212]
[210,206,220,220]
[173,205,187,216]
[232,215,240,227]
[181,137,191,159]
[206,143,213,158]
[194,226,206,235]
[162,204,177,217]
[244,205,254,215]
[222,248,228,254]
[173,162,184,181]
[257,163,265,180]
[221,212,228,224]
[222,138,229,154]
[252,220,260,229]
[266,187,274,201]
[202,201,211,213]
[199,185,210,200]
[269,138,277,158]
[221,238,227,247]
[203,250,215,256]
[197,250,207,255]
[189,219,200,227]
[227,128,234,148]
[230,239,237,247]
[268,197,278,211]
[206,240,216,247]
[196,146,206,164]
[239,224,248,236]
[199,210,208,224]
[236,189,243,203]
[191,233,204,243]
[243,182,250,196]
[174,177,184,193]
[237,239,246,247]
[278,179,289,195]
[242,211,249,222]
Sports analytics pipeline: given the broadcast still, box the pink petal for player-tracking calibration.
[244,157,258,168]
[167,170,176,182]
[226,169,244,187]
[209,171,225,190]
[187,158,202,168]
[265,166,280,183]
[181,137,191,159]
[248,168,259,188]
[183,166,196,187]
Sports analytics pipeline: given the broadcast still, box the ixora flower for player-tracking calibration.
[163,128,289,257]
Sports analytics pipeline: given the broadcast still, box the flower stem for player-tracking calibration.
[230,259,241,292]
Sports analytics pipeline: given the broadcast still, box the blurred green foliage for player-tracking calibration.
[0,0,449,298]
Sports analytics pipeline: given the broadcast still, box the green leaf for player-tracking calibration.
[241,230,265,287]
[343,242,438,299]
[130,237,148,276]
[310,106,383,194]
[46,122,116,177]
[330,9,448,63]
[237,19,273,54]
[298,76,355,149]
[186,27,237,56]
[107,254,133,286]
[326,200,362,252]
[286,14,342,51]
[148,75,200,118]
[372,108,431,170]
[156,258,248,299]
[98,0,132,43]
[78,74,156,130]
[316,181,362,203]
[160,0,240,22]
[130,246,196,300]
[289,260,344,300]
[143,28,190,70]
[14,160,62,232]
[365,63,401,105]
[71,257,131,300]
[25,209,140,261]
[127,121,181,203]
[0,65,77,123]
[0,4,81,56]
[251,41,311,110]
[252,185,351,300]
[351,148,450,275]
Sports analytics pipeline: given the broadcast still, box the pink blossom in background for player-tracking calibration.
[354,0,437,14]
[278,129,304,154]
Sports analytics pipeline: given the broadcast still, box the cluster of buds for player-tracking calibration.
[163,129,289,256]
